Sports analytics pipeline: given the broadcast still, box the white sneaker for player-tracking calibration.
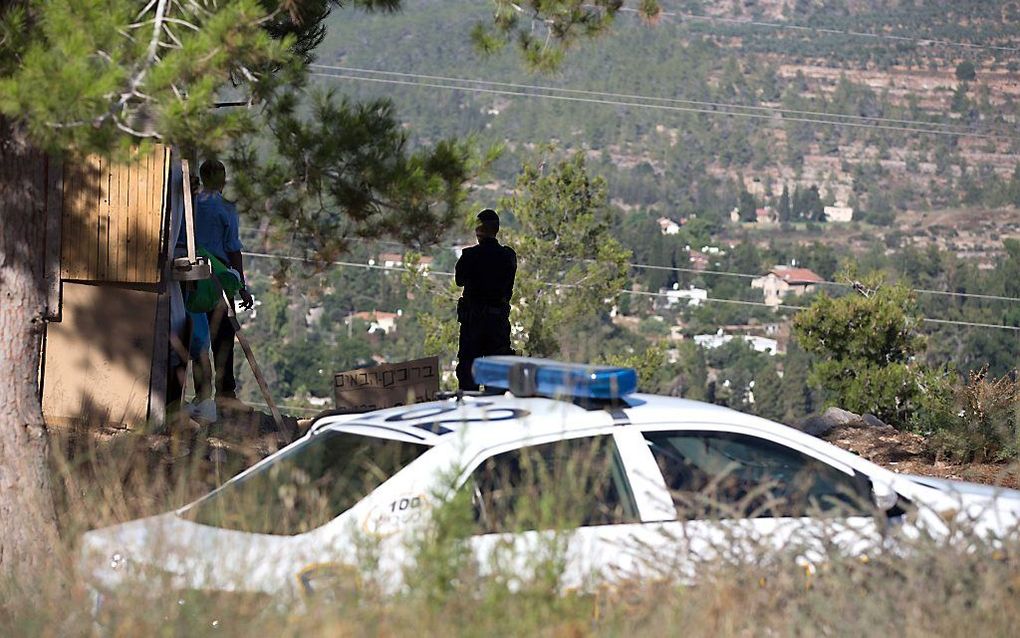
[186,399,218,424]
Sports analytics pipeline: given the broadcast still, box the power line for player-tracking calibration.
[310,63,982,134]
[618,6,1020,54]
[620,261,1020,303]
[310,71,1013,141]
[241,250,1020,332]
[240,229,1020,304]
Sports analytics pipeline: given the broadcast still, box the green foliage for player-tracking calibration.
[1,0,295,154]
[471,1,654,72]
[228,89,480,256]
[793,273,926,425]
[752,363,784,422]
[780,341,816,422]
[500,151,631,357]
[955,60,977,81]
[599,342,667,393]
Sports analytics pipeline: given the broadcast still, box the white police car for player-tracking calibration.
[81,357,1020,607]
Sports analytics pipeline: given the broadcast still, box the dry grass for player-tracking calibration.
[2,429,1019,637]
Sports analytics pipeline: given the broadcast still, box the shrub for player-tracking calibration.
[928,369,1020,463]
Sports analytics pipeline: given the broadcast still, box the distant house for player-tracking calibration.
[378,253,403,269]
[377,253,432,272]
[688,250,709,271]
[348,310,401,335]
[751,265,825,307]
[305,305,325,327]
[656,285,708,309]
[692,330,778,355]
[755,207,776,225]
[657,216,681,235]
[823,202,854,223]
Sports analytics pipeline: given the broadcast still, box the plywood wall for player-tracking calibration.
[42,282,158,429]
[60,146,169,284]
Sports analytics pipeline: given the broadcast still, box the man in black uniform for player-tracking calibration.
[455,209,517,390]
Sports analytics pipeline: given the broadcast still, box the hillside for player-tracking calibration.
[313,0,1020,254]
[232,2,1020,417]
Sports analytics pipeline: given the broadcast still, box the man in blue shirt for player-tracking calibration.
[186,160,254,407]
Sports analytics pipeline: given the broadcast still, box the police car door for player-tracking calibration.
[461,431,674,589]
[628,425,885,579]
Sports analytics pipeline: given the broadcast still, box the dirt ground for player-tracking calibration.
[822,423,1020,489]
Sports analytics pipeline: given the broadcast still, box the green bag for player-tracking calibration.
[185,248,243,313]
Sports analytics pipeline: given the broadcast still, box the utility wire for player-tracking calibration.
[310,71,1014,141]
[309,63,982,134]
[240,228,1020,304]
[618,261,1020,303]
[241,250,1020,332]
[618,6,1020,54]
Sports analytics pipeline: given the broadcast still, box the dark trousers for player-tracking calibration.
[207,300,237,398]
[456,301,512,391]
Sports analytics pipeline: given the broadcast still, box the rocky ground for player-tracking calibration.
[807,407,1020,489]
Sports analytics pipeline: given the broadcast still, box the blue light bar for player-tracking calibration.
[472,356,638,400]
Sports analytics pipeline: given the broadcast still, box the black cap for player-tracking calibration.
[477,209,499,224]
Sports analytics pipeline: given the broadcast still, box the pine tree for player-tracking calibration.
[778,185,792,222]
[781,341,815,421]
[753,363,785,422]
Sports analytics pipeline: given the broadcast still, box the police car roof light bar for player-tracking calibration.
[472,356,638,400]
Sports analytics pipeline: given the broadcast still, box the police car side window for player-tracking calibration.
[644,431,870,519]
[468,436,639,534]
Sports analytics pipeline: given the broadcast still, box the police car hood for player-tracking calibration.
[903,474,1020,504]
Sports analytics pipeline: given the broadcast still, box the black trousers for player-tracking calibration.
[456,301,512,391]
[207,300,237,399]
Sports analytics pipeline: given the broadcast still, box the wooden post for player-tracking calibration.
[181,159,197,264]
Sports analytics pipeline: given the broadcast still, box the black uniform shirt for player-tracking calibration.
[455,237,517,307]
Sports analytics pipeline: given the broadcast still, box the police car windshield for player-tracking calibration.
[181,431,428,535]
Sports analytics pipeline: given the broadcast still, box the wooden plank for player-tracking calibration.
[58,160,71,280]
[135,149,149,282]
[147,146,166,283]
[98,157,112,280]
[44,156,63,321]
[60,158,81,280]
[108,154,123,282]
[87,154,102,280]
[120,151,134,281]
[128,148,141,282]
[145,149,159,281]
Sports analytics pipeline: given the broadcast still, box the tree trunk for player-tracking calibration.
[0,122,62,585]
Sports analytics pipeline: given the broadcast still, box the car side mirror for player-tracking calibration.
[853,470,898,513]
[871,481,899,512]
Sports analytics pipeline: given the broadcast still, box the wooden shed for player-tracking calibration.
[40,146,174,430]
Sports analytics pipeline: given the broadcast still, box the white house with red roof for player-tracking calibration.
[657,216,681,235]
[751,265,825,307]
[347,310,401,335]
